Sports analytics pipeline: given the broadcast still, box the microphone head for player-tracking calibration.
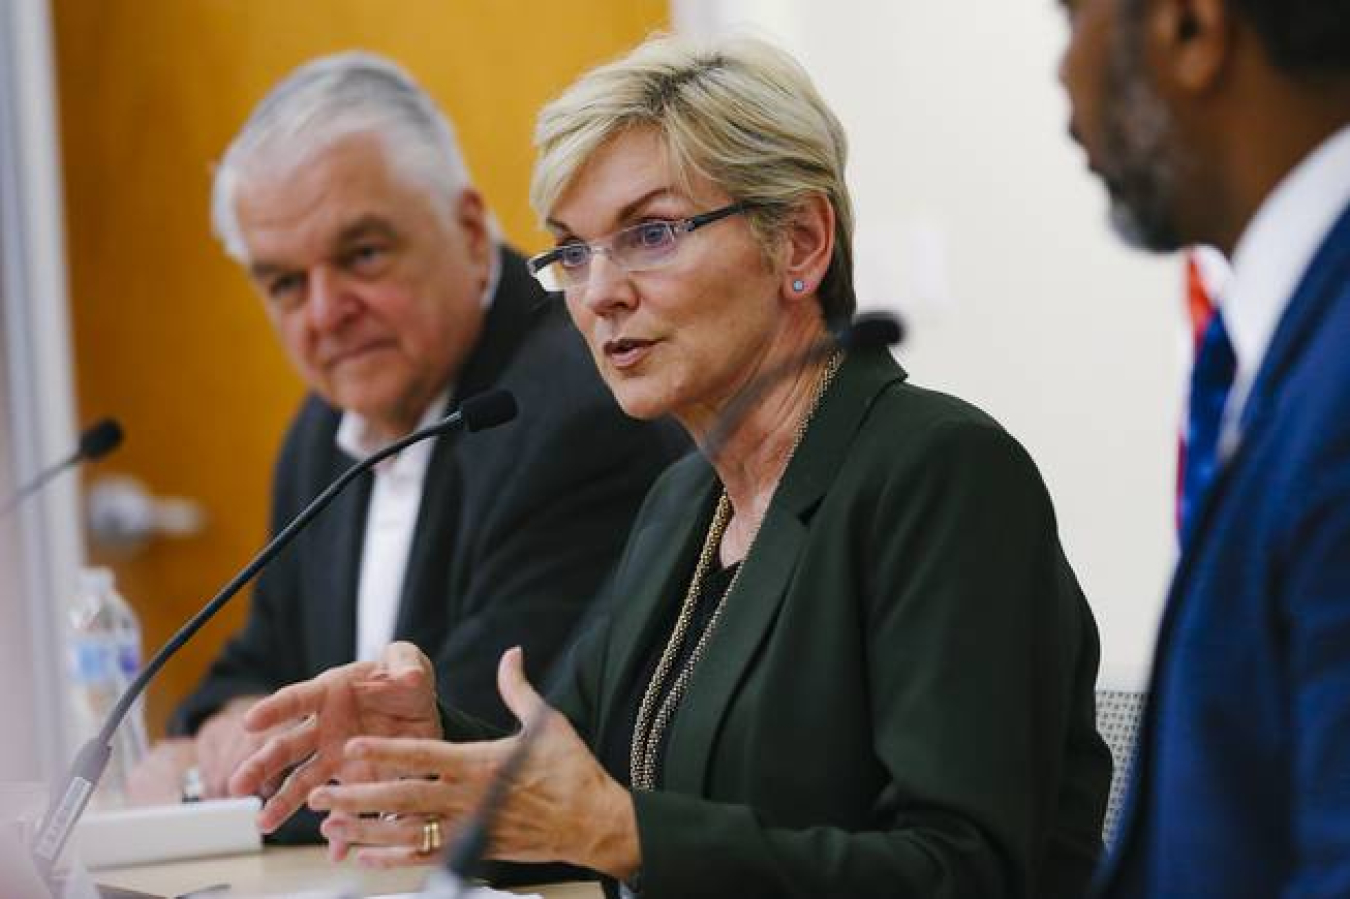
[78,418,124,462]
[836,312,905,352]
[461,389,518,433]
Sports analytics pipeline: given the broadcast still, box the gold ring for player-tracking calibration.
[419,817,443,855]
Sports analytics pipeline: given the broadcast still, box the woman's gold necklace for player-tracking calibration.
[630,350,843,792]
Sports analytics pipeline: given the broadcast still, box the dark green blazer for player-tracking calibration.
[540,348,1110,899]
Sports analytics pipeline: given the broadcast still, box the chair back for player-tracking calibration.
[1095,687,1146,847]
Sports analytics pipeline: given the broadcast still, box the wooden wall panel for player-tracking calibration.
[52,0,667,736]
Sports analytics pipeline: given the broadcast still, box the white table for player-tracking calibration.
[91,846,603,898]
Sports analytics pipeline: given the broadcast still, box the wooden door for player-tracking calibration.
[52,0,668,735]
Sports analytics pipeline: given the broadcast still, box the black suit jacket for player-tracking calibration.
[173,249,687,838]
[498,347,1110,898]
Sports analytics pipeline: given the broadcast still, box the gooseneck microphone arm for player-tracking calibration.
[701,312,905,462]
[0,418,123,518]
[30,390,518,883]
[426,313,905,897]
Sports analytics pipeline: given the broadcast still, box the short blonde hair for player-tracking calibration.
[531,34,855,320]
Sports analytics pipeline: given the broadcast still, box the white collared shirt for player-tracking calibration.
[338,387,450,663]
[335,246,502,662]
[1219,124,1350,458]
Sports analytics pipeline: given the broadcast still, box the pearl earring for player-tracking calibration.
[792,279,806,292]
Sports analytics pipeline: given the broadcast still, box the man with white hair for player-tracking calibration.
[128,52,685,841]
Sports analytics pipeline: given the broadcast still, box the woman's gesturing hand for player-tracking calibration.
[309,646,641,879]
[227,641,443,833]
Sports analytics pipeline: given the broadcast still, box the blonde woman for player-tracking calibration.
[232,35,1110,899]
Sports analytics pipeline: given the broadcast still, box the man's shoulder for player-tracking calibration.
[276,394,343,467]
[467,247,604,404]
[457,255,689,471]
[482,259,631,431]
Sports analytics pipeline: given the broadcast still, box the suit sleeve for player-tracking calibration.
[1284,470,1350,898]
[429,381,683,731]
[632,421,1102,899]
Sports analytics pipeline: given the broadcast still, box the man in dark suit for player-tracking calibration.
[126,53,684,836]
[1057,0,1350,894]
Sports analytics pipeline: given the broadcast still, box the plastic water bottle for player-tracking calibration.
[68,566,149,805]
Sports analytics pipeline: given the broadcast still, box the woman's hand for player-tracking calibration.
[308,647,640,879]
[227,641,442,833]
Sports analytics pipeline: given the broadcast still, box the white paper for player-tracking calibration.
[75,796,261,869]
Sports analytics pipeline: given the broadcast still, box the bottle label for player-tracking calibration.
[70,636,114,685]
[116,641,140,678]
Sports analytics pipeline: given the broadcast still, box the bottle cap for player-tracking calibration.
[78,566,115,594]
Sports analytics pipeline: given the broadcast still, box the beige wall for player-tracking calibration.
[53,0,668,735]
[675,1,1181,686]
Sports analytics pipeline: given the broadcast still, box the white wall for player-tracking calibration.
[0,0,84,788]
[675,1,1189,688]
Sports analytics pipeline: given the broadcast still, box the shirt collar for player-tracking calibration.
[335,385,452,475]
[1223,124,1350,413]
[482,242,502,309]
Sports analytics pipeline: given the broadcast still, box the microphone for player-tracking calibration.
[78,419,125,463]
[837,311,905,352]
[701,311,905,461]
[423,312,905,897]
[0,418,124,517]
[29,389,517,885]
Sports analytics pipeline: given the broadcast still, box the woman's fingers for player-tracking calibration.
[319,804,474,870]
[261,750,359,832]
[353,844,443,868]
[346,736,504,775]
[321,810,428,850]
[309,776,471,818]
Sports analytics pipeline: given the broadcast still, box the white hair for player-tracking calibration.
[210,51,475,262]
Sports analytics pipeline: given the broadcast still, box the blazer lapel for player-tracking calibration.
[1182,201,1350,566]
[393,247,537,640]
[594,476,721,738]
[392,416,462,643]
[1172,202,1350,589]
[660,501,809,792]
[305,458,369,672]
[1240,201,1350,439]
[663,348,908,793]
[453,248,541,403]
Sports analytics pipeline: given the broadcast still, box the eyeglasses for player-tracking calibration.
[527,202,749,293]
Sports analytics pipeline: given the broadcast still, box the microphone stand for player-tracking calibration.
[29,391,516,890]
[701,312,903,463]
[0,419,123,518]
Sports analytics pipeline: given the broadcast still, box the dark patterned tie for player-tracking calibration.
[1179,310,1236,545]
[1176,253,1218,533]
